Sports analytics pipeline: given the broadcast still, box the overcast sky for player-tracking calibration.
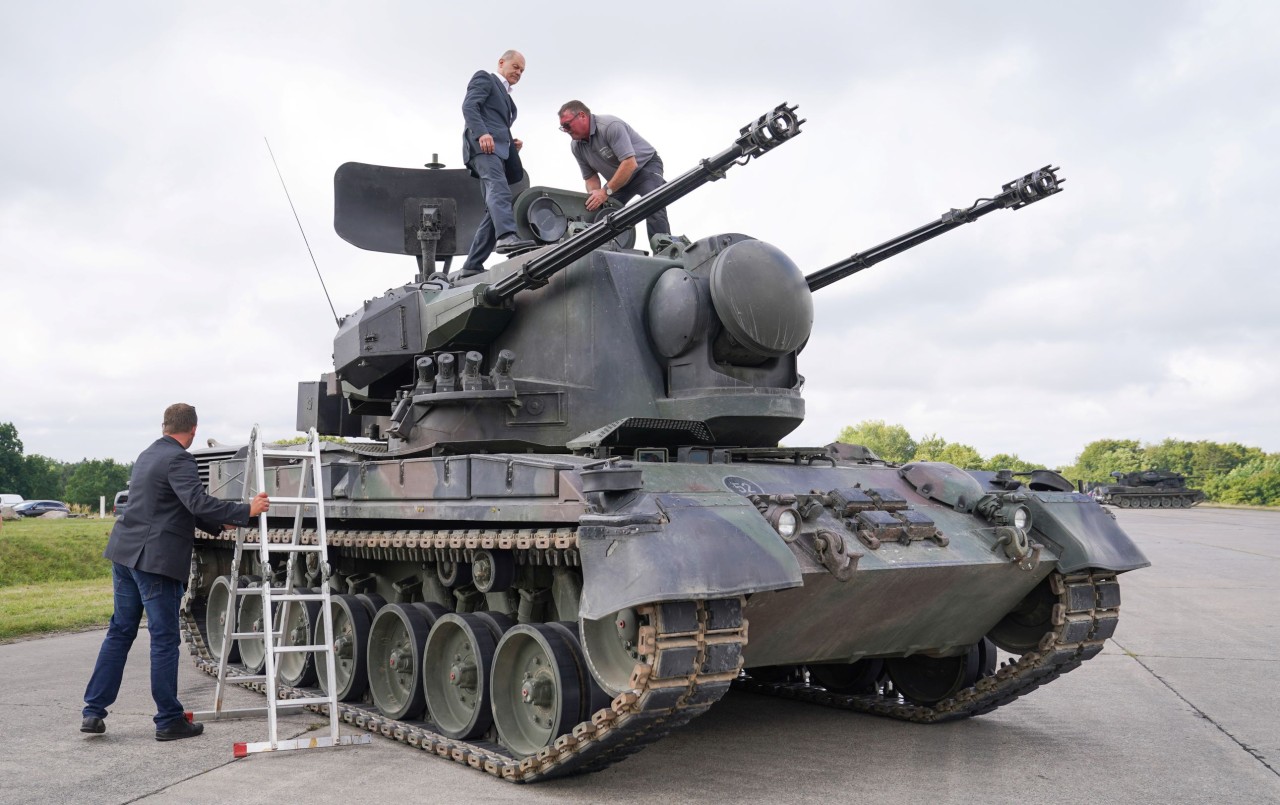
[2,1,1277,469]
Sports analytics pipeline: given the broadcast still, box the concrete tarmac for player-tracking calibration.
[1,507,1276,804]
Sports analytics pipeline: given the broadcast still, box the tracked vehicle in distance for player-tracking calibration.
[1092,470,1205,508]
[183,103,1150,782]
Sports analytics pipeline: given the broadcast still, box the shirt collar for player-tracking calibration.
[494,72,512,93]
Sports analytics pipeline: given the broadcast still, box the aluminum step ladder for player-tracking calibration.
[192,425,370,756]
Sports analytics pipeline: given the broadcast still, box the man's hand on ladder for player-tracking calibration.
[249,493,271,517]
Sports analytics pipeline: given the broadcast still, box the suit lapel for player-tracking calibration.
[490,72,515,125]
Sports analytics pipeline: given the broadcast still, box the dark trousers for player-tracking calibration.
[461,153,519,273]
[612,156,670,243]
[83,562,185,727]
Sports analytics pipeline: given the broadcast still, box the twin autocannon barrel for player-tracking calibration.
[482,101,1063,304]
[804,165,1065,292]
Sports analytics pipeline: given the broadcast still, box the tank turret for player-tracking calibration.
[301,105,1062,458]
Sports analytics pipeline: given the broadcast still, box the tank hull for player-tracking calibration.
[1093,485,1206,508]
[185,446,1147,780]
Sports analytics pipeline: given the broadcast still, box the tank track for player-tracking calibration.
[732,570,1120,723]
[181,527,747,783]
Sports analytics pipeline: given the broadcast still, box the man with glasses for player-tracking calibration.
[557,101,670,246]
[458,50,535,278]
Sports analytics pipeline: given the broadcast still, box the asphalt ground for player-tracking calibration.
[1,507,1276,804]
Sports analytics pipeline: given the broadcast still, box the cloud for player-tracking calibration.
[2,1,1278,470]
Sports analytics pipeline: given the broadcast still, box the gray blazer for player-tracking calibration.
[460,70,523,182]
[104,435,251,581]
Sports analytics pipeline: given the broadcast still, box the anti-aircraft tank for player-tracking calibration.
[1092,470,1205,508]
[183,104,1150,782]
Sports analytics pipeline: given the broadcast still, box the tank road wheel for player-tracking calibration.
[547,621,612,719]
[885,639,994,707]
[1160,496,1172,508]
[808,659,885,694]
[472,549,516,594]
[276,588,322,688]
[987,577,1056,654]
[236,585,270,674]
[206,575,252,664]
[578,607,645,697]
[437,559,472,589]
[315,594,375,701]
[1116,497,1130,508]
[368,603,433,720]
[424,612,510,738]
[491,624,586,757]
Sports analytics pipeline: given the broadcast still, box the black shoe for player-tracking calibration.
[494,234,535,254]
[80,716,105,734]
[452,268,484,281]
[155,719,204,742]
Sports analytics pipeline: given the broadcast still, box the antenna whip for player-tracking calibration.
[264,137,340,326]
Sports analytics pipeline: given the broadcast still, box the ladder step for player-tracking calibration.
[229,632,271,640]
[234,734,372,757]
[276,696,339,708]
[222,674,268,683]
[254,544,324,553]
[265,496,323,505]
[268,586,327,598]
[260,448,313,458]
[226,590,330,602]
[273,644,329,653]
[190,704,308,721]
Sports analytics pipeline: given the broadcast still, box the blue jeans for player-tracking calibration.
[83,563,185,727]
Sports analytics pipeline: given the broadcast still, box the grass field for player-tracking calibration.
[0,518,115,640]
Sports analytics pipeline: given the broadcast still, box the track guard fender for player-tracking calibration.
[1028,492,1151,573]
[576,494,803,620]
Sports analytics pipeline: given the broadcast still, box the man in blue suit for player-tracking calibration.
[457,49,535,277]
[81,403,269,741]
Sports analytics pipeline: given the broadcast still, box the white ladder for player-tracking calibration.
[193,425,369,756]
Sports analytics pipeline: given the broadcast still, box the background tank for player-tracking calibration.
[1092,470,1205,508]
[183,104,1150,782]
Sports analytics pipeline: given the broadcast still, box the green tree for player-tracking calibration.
[1143,439,1195,477]
[934,443,985,469]
[836,420,917,463]
[21,454,67,499]
[64,459,132,508]
[984,453,1041,473]
[1187,441,1262,481]
[912,434,949,461]
[1202,454,1280,505]
[0,422,24,493]
[1061,439,1144,484]
[909,434,985,468]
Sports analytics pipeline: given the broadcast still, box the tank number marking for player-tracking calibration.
[723,476,764,496]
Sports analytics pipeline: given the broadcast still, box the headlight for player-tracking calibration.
[1009,505,1031,530]
[767,505,801,541]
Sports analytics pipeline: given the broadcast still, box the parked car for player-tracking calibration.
[14,500,70,518]
[113,490,129,517]
[0,493,24,507]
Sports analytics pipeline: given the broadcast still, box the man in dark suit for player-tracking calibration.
[457,49,535,277]
[81,403,269,741]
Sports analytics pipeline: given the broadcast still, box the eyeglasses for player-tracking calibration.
[558,112,581,132]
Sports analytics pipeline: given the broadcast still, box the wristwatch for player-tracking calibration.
[604,185,613,196]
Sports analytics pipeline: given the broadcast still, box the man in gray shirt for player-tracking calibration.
[557,101,670,245]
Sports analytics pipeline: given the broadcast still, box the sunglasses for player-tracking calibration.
[558,112,582,132]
